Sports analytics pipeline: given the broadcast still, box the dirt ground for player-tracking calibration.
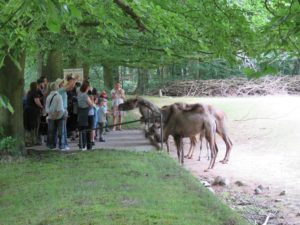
[164,96,300,225]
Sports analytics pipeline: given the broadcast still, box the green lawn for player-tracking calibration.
[0,151,249,225]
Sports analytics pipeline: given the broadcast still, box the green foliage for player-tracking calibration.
[0,95,14,113]
[0,151,249,225]
[0,127,18,156]
[0,136,18,156]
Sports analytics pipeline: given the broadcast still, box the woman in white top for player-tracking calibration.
[111,82,125,130]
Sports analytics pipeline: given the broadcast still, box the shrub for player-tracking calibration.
[0,136,19,157]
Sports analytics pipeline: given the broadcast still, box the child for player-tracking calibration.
[100,90,110,132]
[97,98,108,142]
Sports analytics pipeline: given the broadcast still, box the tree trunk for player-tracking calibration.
[36,51,44,78]
[198,59,203,79]
[292,58,300,76]
[82,63,90,80]
[103,64,114,89]
[69,56,77,68]
[134,68,148,94]
[103,64,119,89]
[0,52,26,154]
[42,50,63,82]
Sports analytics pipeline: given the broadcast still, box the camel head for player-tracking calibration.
[118,97,139,111]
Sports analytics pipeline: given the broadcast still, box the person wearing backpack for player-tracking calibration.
[45,82,66,150]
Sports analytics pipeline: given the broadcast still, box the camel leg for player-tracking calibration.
[204,139,214,172]
[166,138,170,154]
[185,142,193,158]
[220,135,233,164]
[205,123,217,171]
[174,136,181,163]
[211,142,219,169]
[206,138,217,171]
[181,139,184,165]
[198,134,204,161]
[188,137,197,159]
[188,146,194,159]
[206,140,210,160]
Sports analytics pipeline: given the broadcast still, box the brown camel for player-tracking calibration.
[119,97,233,164]
[157,103,218,171]
[119,97,198,153]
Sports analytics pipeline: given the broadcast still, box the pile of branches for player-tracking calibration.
[160,76,300,97]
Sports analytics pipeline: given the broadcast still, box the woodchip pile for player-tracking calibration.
[160,76,300,97]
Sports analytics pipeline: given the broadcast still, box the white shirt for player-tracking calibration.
[111,88,125,107]
[45,91,64,120]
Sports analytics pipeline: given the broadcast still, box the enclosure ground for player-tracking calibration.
[155,95,300,225]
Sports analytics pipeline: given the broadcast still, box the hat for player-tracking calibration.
[49,82,58,91]
[55,78,64,87]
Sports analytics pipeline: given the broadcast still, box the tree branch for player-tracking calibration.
[264,0,276,16]
[0,1,26,29]
[113,0,147,32]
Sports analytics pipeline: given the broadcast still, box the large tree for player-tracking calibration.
[2,0,296,153]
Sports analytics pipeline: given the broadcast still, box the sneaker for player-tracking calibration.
[65,146,70,150]
[81,147,87,151]
[105,128,110,132]
[99,139,106,142]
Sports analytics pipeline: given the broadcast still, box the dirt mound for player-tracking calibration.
[160,76,300,97]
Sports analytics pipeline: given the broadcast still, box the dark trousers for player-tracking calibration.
[98,122,104,140]
[79,126,92,149]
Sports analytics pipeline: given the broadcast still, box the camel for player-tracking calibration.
[155,103,218,171]
[119,97,233,164]
[160,102,232,163]
[119,97,198,153]
[118,96,161,124]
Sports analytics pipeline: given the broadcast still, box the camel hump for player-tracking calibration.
[172,103,205,113]
[187,103,205,113]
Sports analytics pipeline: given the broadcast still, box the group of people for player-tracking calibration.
[23,75,126,151]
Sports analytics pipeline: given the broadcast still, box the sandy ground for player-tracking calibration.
[164,96,300,224]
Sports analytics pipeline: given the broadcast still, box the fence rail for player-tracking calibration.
[79,113,164,150]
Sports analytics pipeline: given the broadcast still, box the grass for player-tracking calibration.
[0,151,249,225]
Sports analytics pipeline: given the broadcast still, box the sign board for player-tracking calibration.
[63,68,84,81]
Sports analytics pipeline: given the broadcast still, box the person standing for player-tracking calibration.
[68,82,81,141]
[24,82,43,146]
[77,81,95,150]
[100,90,110,132]
[56,74,79,150]
[97,98,108,142]
[87,89,96,145]
[45,82,65,150]
[111,82,125,131]
[37,78,47,144]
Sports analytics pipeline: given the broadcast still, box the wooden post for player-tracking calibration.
[160,113,163,150]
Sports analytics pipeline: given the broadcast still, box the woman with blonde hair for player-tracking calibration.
[110,82,125,131]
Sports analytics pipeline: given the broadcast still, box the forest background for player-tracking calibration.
[0,0,299,153]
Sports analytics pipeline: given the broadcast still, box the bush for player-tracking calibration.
[0,136,19,157]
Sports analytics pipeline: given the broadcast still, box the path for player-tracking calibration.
[26,129,156,153]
